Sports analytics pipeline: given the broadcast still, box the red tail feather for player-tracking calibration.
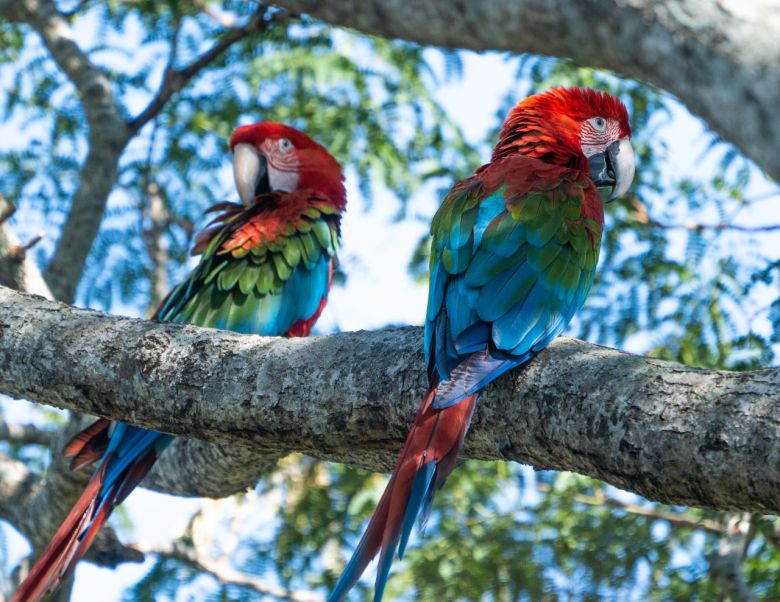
[15,427,161,602]
[63,419,111,471]
[330,389,477,600]
[11,462,108,602]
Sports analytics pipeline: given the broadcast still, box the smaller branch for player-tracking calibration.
[628,195,780,234]
[536,483,723,535]
[0,200,15,225]
[132,541,322,602]
[645,220,780,234]
[708,513,758,602]
[193,0,239,28]
[0,419,55,447]
[0,450,144,568]
[8,231,45,261]
[128,5,289,134]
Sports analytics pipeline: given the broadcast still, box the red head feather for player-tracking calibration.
[492,87,631,169]
[230,122,346,209]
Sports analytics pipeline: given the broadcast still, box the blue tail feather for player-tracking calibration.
[398,462,436,559]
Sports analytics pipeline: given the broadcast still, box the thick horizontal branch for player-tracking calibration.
[273,0,780,183]
[1,285,780,513]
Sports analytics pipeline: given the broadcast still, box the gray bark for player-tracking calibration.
[0,197,53,299]
[272,0,780,183]
[2,285,780,513]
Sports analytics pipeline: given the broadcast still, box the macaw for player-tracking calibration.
[14,122,347,602]
[329,87,635,601]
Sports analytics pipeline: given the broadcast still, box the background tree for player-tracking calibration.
[1,1,779,600]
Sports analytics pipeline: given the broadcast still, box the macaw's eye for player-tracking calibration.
[589,117,607,132]
[278,138,293,153]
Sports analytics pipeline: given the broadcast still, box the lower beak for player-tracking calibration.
[588,138,636,202]
[232,143,269,207]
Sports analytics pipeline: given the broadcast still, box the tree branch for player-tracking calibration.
[708,513,758,602]
[0,197,53,299]
[0,448,144,569]
[0,419,55,447]
[3,0,131,303]
[127,5,290,134]
[270,0,780,183]
[535,482,724,535]
[1,286,780,513]
[134,540,322,601]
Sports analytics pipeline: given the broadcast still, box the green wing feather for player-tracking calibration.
[425,157,603,381]
[156,200,340,336]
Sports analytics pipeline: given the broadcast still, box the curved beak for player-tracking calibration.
[588,137,636,202]
[232,143,268,207]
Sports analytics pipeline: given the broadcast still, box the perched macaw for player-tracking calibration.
[14,122,346,602]
[329,87,635,601]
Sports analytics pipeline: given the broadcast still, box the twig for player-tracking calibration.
[128,5,290,134]
[645,220,780,233]
[132,541,323,602]
[628,195,780,233]
[193,0,238,28]
[536,483,724,535]
[8,231,45,260]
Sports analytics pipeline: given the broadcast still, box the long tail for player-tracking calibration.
[329,388,478,602]
[13,421,166,602]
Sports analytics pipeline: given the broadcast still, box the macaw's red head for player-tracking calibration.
[229,122,346,209]
[492,87,636,201]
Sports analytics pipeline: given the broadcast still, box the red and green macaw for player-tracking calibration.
[329,87,635,601]
[14,123,346,602]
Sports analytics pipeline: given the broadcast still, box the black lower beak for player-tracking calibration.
[254,155,270,198]
[588,138,635,202]
[589,142,617,189]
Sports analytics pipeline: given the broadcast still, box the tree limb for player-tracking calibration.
[0,197,53,299]
[270,0,780,183]
[0,448,144,568]
[535,482,724,536]
[127,5,290,134]
[134,541,322,601]
[3,0,131,303]
[0,419,55,447]
[1,285,779,513]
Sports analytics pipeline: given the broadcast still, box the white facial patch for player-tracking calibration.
[268,166,300,193]
[581,142,606,158]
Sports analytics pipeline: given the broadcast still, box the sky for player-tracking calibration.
[2,13,780,602]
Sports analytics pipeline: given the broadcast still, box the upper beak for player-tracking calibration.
[588,138,636,202]
[232,143,268,207]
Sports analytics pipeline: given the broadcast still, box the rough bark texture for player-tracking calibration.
[271,0,780,183]
[2,285,780,513]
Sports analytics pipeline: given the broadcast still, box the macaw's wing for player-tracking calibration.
[425,156,603,408]
[155,192,340,336]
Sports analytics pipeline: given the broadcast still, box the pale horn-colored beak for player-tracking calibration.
[232,143,267,207]
[607,137,635,201]
[588,137,636,202]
